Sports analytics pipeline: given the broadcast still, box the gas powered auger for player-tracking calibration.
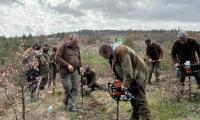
[177,61,200,101]
[108,79,135,120]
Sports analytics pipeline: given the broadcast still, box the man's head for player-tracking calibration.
[177,31,188,44]
[66,34,79,46]
[145,39,151,46]
[42,43,49,53]
[99,44,112,59]
[33,44,39,50]
[52,47,57,55]
[85,66,91,74]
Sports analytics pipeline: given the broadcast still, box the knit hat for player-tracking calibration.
[177,31,188,38]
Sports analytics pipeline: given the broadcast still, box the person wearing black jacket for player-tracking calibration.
[145,39,163,84]
[83,66,100,91]
[171,31,200,89]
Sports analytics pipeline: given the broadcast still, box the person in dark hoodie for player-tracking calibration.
[171,31,200,89]
[82,66,100,92]
[145,39,163,84]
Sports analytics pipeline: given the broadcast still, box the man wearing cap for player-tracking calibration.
[171,31,200,89]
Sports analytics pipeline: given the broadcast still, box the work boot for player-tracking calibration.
[63,99,68,105]
[148,80,152,85]
[156,78,160,82]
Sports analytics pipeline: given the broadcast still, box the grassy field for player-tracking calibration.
[1,76,200,120]
[1,42,200,120]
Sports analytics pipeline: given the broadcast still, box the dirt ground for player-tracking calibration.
[1,73,200,120]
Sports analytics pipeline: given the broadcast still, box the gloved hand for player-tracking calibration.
[121,83,128,91]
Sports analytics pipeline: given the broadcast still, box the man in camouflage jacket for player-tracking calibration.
[22,44,40,98]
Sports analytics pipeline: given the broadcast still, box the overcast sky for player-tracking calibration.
[1,0,200,37]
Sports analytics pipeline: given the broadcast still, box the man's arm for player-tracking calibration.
[116,46,135,85]
[22,48,32,64]
[155,43,163,59]
[55,44,70,67]
[88,72,96,87]
[193,40,200,62]
[145,47,150,59]
[78,51,82,67]
[49,55,57,67]
[171,42,178,64]
[49,55,54,64]
[120,54,135,85]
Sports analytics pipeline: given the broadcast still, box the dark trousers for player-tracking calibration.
[27,76,38,94]
[177,69,200,86]
[129,82,151,120]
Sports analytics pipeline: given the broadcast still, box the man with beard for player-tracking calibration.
[56,34,83,112]
[171,31,200,89]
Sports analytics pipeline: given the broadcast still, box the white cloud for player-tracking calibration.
[0,0,200,37]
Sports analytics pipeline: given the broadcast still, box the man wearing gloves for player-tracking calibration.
[171,31,200,89]
[99,43,151,120]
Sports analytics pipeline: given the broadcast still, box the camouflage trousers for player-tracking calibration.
[39,74,48,90]
[129,82,151,120]
[148,61,160,83]
[60,70,79,109]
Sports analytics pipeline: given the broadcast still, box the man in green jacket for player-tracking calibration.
[48,47,58,91]
[38,44,50,90]
[99,43,151,120]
